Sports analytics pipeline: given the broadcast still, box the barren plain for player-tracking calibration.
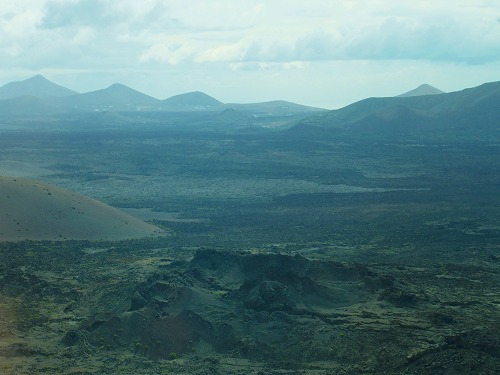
[0,110,498,374]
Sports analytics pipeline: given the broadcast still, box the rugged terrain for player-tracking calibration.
[0,80,498,373]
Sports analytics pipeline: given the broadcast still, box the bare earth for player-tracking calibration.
[0,176,163,241]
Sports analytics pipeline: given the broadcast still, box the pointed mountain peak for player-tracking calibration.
[103,83,154,97]
[107,83,128,90]
[27,74,48,81]
[0,75,78,99]
[71,82,160,110]
[100,83,135,93]
[397,84,444,97]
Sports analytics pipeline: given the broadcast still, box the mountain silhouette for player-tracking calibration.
[162,91,222,110]
[0,76,496,123]
[291,81,500,136]
[397,84,444,97]
[63,83,160,111]
[0,75,77,100]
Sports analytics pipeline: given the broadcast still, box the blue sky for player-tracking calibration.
[0,0,499,108]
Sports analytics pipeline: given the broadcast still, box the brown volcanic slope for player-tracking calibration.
[0,176,163,241]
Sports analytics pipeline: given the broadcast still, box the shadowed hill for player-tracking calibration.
[291,81,500,136]
[0,75,77,100]
[0,176,163,241]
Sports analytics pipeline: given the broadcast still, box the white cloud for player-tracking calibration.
[0,0,499,107]
[342,13,500,63]
[71,27,96,45]
[195,42,245,63]
[140,39,197,65]
[128,0,500,65]
[2,0,498,67]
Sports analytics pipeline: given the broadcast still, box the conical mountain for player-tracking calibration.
[161,91,222,110]
[397,84,444,97]
[0,75,77,100]
[64,83,161,111]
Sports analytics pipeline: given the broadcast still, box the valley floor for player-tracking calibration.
[0,119,498,373]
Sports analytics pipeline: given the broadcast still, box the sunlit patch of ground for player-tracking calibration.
[0,176,164,241]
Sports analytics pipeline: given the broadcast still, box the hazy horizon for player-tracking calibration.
[1,0,499,109]
[0,73,465,108]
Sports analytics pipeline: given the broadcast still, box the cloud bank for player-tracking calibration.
[0,0,499,107]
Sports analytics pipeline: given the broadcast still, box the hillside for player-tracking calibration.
[0,75,77,100]
[292,81,500,135]
[0,176,163,241]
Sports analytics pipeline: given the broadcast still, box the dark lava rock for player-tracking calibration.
[129,291,148,311]
[379,286,419,307]
[243,280,290,312]
[254,311,271,323]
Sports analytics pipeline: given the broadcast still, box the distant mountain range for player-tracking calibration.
[0,75,324,116]
[292,81,500,137]
[1,75,497,138]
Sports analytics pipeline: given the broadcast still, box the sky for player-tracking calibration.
[0,0,499,109]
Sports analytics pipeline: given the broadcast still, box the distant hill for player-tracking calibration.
[0,75,327,116]
[0,75,77,100]
[0,83,162,115]
[397,84,444,97]
[0,176,163,241]
[220,100,326,116]
[62,83,161,112]
[291,81,500,137]
[161,91,222,110]
[214,108,250,123]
